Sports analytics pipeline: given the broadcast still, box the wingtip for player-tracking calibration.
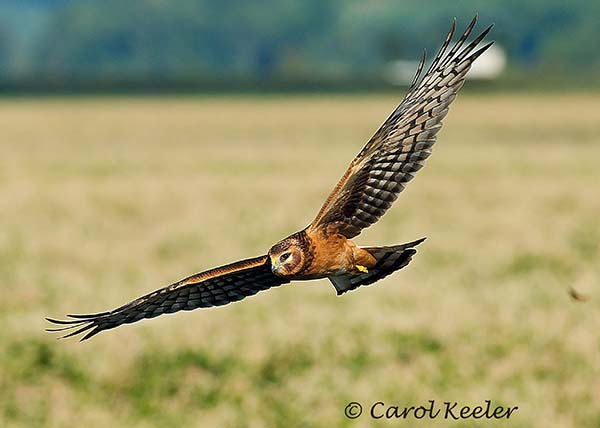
[467,41,495,62]
[481,23,495,36]
[409,48,428,89]
[466,14,478,34]
[449,18,456,35]
[485,22,496,36]
[80,327,102,341]
[45,316,81,325]
[67,312,109,319]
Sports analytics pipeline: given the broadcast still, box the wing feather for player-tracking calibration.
[308,16,493,238]
[46,256,289,341]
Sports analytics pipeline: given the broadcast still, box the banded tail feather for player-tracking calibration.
[329,237,426,295]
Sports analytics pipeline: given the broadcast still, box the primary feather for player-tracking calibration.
[46,256,288,341]
[309,16,494,238]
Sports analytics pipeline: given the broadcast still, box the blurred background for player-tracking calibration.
[1,1,599,428]
[1,0,599,92]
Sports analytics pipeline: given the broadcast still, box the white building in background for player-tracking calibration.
[384,44,506,85]
[467,44,506,80]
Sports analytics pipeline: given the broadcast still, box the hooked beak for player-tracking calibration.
[270,256,280,273]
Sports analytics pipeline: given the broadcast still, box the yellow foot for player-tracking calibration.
[356,265,369,274]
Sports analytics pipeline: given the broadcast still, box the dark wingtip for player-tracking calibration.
[60,323,95,340]
[46,315,99,341]
[79,326,104,341]
[479,23,495,40]
[466,14,478,35]
[452,20,495,64]
[46,326,78,332]
[466,41,495,63]
[67,311,110,319]
[409,48,427,89]
[46,317,82,325]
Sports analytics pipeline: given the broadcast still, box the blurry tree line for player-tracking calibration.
[0,0,598,91]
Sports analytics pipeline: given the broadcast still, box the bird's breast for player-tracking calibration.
[293,231,355,280]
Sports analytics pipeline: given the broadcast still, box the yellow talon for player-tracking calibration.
[356,265,369,273]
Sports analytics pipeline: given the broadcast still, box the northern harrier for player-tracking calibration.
[47,16,493,340]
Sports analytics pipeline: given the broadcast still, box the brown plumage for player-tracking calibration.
[47,16,493,341]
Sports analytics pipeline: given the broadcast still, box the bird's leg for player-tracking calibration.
[356,265,369,273]
[348,242,376,274]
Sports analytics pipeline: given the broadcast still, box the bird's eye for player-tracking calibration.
[279,252,290,262]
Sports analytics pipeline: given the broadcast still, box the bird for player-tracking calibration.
[568,286,590,302]
[46,16,493,341]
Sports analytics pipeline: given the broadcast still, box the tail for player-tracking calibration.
[329,237,426,295]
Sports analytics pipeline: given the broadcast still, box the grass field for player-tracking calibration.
[1,93,599,428]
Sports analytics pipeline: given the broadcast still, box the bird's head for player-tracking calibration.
[268,233,308,277]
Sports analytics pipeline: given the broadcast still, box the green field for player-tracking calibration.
[1,93,599,428]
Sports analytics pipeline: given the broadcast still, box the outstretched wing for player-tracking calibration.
[308,16,493,239]
[46,256,289,341]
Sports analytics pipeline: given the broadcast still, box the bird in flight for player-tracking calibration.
[47,16,493,341]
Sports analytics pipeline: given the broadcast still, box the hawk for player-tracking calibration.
[47,16,493,341]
